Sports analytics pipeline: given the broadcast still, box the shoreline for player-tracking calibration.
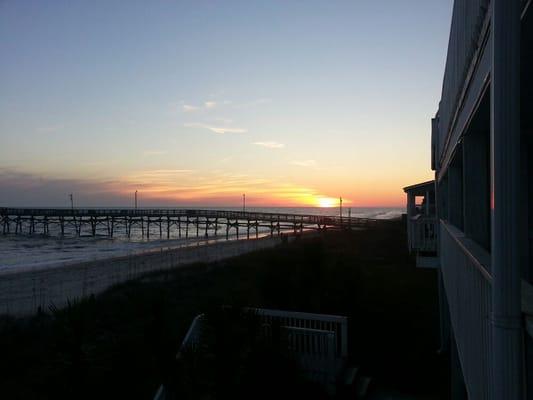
[0,209,403,273]
[0,230,294,276]
[0,231,317,316]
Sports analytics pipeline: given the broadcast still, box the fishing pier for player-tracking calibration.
[0,208,377,239]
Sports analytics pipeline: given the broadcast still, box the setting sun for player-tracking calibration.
[317,197,338,208]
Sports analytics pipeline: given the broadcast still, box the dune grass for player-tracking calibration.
[0,220,448,399]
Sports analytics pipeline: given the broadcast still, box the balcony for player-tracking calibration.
[403,181,439,268]
[409,215,438,253]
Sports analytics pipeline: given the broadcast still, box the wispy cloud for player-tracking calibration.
[182,104,200,112]
[180,96,269,117]
[0,168,124,207]
[142,150,168,157]
[184,122,247,134]
[0,167,330,207]
[130,169,194,181]
[291,160,317,168]
[253,141,284,149]
[215,118,233,124]
[182,100,218,113]
[232,98,272,109]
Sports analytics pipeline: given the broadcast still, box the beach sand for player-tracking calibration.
[0,233,303,316]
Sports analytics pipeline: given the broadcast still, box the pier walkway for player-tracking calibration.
[0,208,379,239]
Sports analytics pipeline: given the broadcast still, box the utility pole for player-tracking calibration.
[69,194,74,210]
[243,193,246,212]
[339,197,343,218]
[135,190,138,209]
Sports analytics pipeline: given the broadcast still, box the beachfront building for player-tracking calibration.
[405,1,533,399]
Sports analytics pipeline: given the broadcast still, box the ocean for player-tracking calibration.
[0,207,403,272]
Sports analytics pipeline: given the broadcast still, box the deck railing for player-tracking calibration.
[438,0,490,160]
[282,326,337,390]
[440,222,492,400]
[158,308,348,398]
[176,314,204,357]
[252,307,348,359]
[407,215,438,253]
[177,308,349,361]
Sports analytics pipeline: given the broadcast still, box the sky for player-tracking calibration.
[0,0,453,208]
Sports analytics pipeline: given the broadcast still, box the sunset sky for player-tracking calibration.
[0,1,452,208]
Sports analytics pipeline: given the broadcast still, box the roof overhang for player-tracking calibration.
[403,180,435,195]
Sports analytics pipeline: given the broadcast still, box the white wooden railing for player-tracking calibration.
[155,308,349,398]
[437,0,490,161]
[252,308,348,394]
[440,222,492,400]
[154,314,206,400]
[407,215,438,253]
[176,314,204,357]
[251,308,348,358]
[282,326,337,391]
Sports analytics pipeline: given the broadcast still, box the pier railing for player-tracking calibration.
[0,207,375,223]
[0,207,381,238]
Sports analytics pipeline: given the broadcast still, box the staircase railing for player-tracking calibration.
[155,308,349,398]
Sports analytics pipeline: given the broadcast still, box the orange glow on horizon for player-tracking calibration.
[113,176,407,208]
[7,167,411,208]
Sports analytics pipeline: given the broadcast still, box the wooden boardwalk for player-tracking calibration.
[0,208,380,239]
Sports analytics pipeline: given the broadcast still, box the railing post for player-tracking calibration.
[340,318,348,357]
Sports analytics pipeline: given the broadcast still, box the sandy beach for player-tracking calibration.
[0,234,296,316]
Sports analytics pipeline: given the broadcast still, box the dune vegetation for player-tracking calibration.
[0,221,447,399]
